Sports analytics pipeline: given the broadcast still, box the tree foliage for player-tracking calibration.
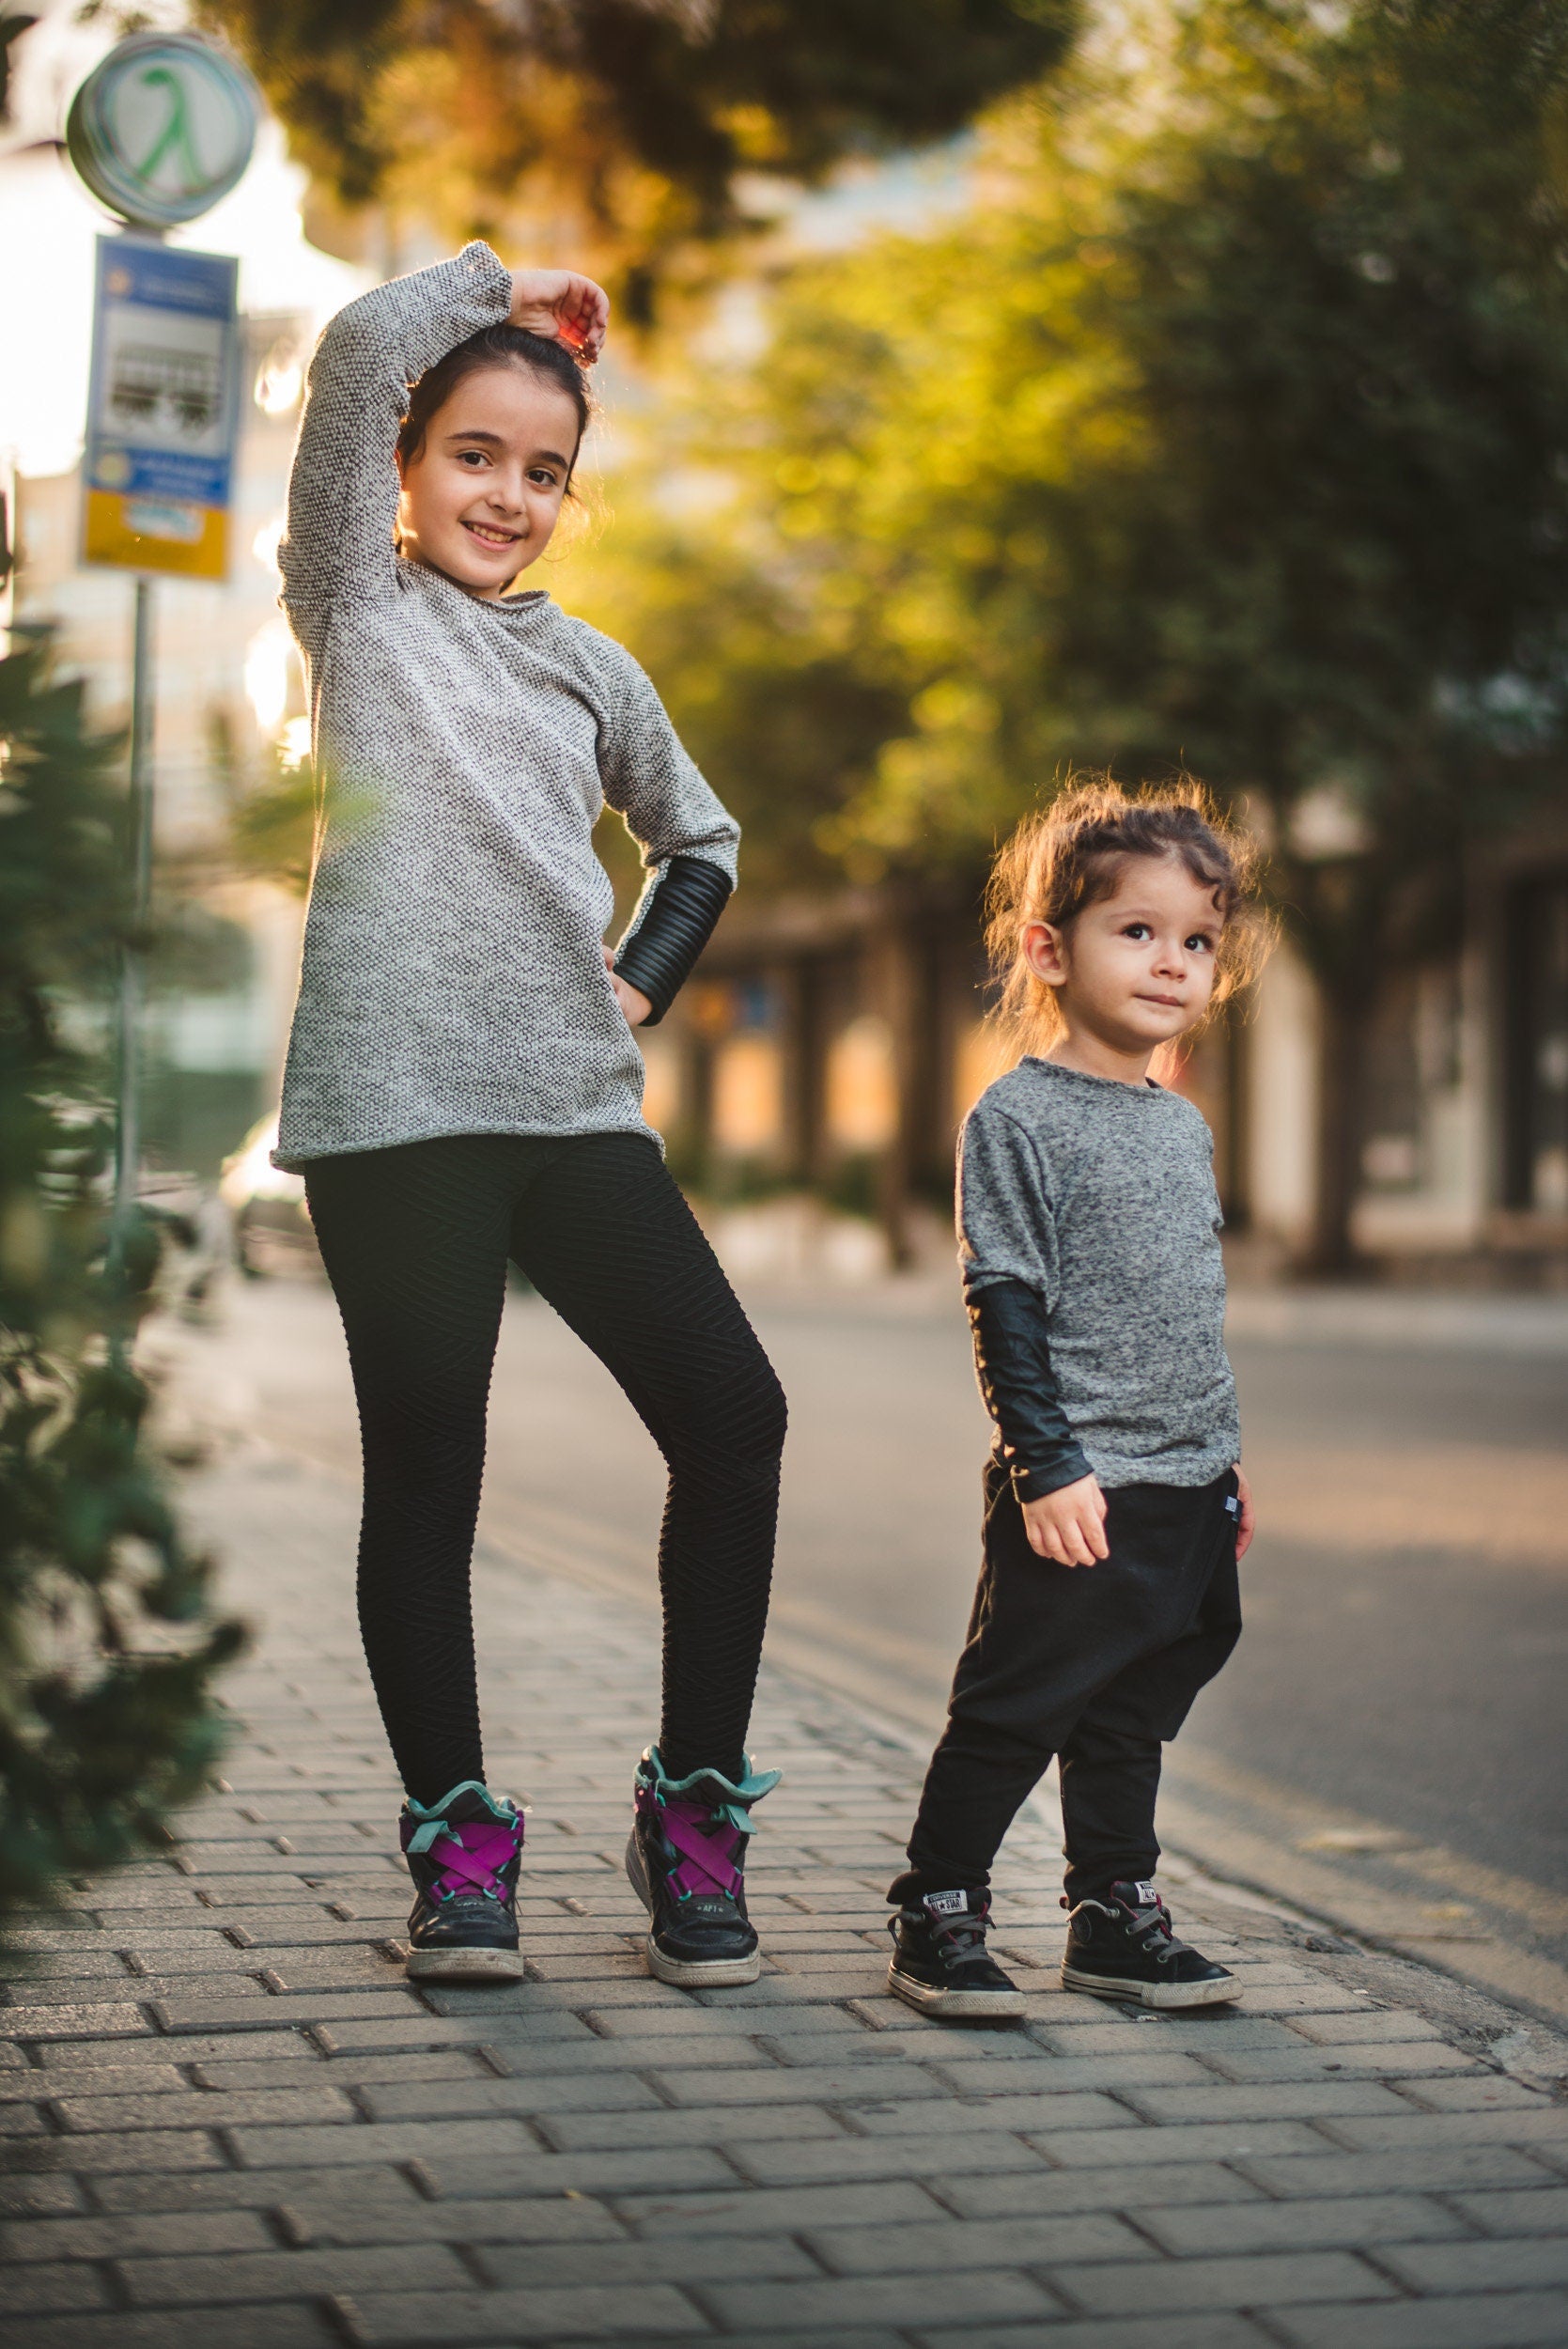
[567,0,1568,1260]
[196,0,1077,317]
[0,633,243,1926]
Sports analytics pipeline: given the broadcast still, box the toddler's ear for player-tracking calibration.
[1022,920,1068,988]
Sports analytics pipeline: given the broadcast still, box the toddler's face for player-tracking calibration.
[1026,854,1223,1054]
[396,364,581,599]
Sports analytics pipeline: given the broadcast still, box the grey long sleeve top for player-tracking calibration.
[958,1057,1240,1489]
[272,242,739,1170]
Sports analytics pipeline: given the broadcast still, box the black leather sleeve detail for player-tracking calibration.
[612,856,733,1027]
[968,1278,1093,1504]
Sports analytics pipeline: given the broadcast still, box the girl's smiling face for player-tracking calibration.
[1024,852,1224,1067]
[395,362,582,599]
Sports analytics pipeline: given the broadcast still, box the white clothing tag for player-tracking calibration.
[924,1889,969,1917]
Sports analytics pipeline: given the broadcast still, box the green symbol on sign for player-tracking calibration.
[130,66,204,194]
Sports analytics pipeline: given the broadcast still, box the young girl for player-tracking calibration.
[273,244,786,1987]
[887,781,1268,2019]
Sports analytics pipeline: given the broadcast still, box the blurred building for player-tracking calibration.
[650,823,1568,1284]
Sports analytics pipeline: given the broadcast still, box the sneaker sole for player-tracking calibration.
[1060,1962,1240,2010]
[624,1839,762,1988]
[405,1945,528,1983]
[888,1960,1025,2021]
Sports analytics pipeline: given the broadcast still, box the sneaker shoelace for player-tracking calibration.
[639,1787,746,1904]
[1118,1891,1194,1961]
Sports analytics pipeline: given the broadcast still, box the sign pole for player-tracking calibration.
[111,572,156,1269]
[65,29,259,1316]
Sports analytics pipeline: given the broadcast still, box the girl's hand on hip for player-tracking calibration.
[1234,1463,1255,1560]
[602,945,651,1028]
[1021,1472,1108,1567]
[508,270,610,362]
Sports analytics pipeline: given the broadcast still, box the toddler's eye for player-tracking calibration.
[1186,933,1216,953]
[1123,922,1151,941]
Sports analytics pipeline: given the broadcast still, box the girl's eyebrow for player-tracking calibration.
[442,426,571,469]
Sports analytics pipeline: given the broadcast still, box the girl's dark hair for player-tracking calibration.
[396,322,593,476]
[986,772,1274,1050]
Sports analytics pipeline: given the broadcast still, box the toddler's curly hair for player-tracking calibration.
[986,774,1273,1051]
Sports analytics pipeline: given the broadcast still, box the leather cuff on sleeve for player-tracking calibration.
[613,856,732,1026]
[968,1279,1093,1503]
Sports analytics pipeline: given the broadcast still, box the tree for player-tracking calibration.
[195,0,1078,318]
[0,633,243,1927]
[574,0,1568,1265]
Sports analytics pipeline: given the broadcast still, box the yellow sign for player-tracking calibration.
[82,487,228,579]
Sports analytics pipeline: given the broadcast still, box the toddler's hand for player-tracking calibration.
[1021,1472,1108,1567]
[508,269,610,363]
[602,945,651,1028]
[1234,1463,1255,1560]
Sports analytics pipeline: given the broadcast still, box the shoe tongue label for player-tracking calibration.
[1132,1880,1158,1906]
[924,1889,970,1917]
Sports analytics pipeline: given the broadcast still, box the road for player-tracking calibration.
[171,1266,1568,2023]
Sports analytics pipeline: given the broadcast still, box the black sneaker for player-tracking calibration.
[399,1780,527,1983]
[887,1890,1025,2021]
[626,1747,780,1988]
[1062,1877,1238,2009]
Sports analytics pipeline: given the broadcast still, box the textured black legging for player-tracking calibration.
[303,1131,786,1805]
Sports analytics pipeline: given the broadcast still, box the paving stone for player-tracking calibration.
[35,2032,313,2070]
[86,2161,427,2215]
[420,2146,740,2199]
[227,2117,538,2169]
[474,2232,819,2286]
[802,2210,1156,2273]
[0,2306,340,2347]
[929,2160,1264,2220]
[1317,2108,1568,2152]
[1265,2290,1568,2349]
[277,2189,627,2248]
[1052,2247,1397,2314]
[1138,2190,1473,2255]
[150,1992,427,2031]
[1027,2119,1327,2167]
[355,2072,663,2121]
[2,2006,152,2041]
[646,2062,949,2108]
[52,2085,359,2133]
[700,2268,1063,2330]
[1402,2075,1554,2111]
[0,2127,225,2174]
[1199,2044,1480,2083]
[1451,2186,1568,2234]
[857,2090,1142,2136]
[1238,2144,1563,2197]
[334,2282,705,2342]
[611,2181,942,2235]
[1114,2080,1414,2123]
[1,2207,275,2260]
[0,2263,114,2313]
[724,2131,1050,2186]
[0,2175,86,2217]
[915,2322,1272,2349]
[4,2063,191,2101]
[1378,2237,1568,2293]
[1285,2011,1448,2046]
[116,2240,471,2307]
[534,2105,851,2153]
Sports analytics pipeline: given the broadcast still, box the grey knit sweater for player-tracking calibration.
[958,1058,1240,1488]
[272,243,739,1170]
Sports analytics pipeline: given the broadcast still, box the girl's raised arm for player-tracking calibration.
[280,243,514,661]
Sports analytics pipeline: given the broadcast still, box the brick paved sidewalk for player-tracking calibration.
[3,1441,1568,2349]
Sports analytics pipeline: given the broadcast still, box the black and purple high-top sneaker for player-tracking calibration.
[1062,1877,1238,2009]
[399,1781,527,1983]
[625,1747,780,1987]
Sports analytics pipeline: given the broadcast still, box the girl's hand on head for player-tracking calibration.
[509,270,609,364]
[1021,1473,1108,1567]
[602,945,652,1029]
[1234,1463,1255,1560]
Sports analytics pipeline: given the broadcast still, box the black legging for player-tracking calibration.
[304,1131,786,1805]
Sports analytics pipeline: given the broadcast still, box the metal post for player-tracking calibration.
[110,574,155,1286]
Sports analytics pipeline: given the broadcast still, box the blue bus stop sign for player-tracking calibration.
[67,32,258,230]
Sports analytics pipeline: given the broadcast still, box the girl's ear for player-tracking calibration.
[1022,920,1068,989]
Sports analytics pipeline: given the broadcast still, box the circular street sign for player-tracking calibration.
[67,33,259,229]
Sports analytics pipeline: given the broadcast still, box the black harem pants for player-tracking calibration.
[892,1455,1242,1907]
